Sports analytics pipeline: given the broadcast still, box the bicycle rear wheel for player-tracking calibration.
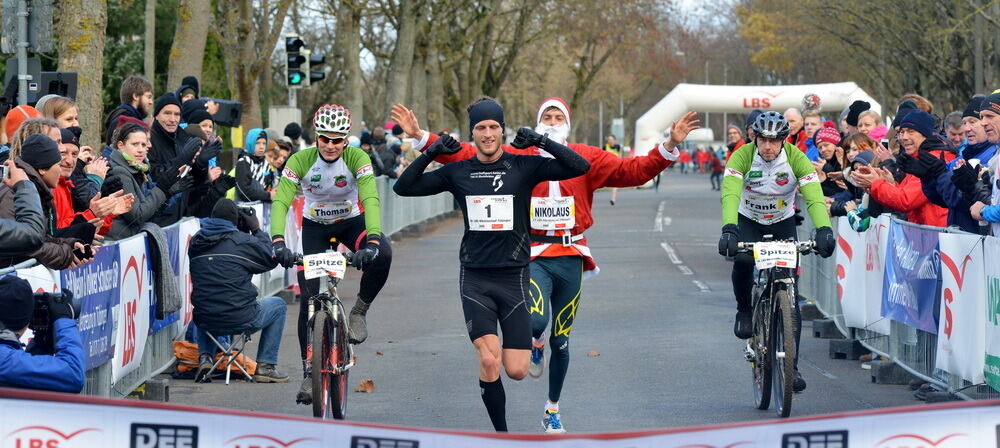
[312,310,332,419]
[329,312,349,420]
[751,300,771,410]
[772,288,796,418]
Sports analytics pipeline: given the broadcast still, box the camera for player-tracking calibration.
[30,289,81,334]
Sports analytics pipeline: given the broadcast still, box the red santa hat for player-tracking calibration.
[536,97,571,129]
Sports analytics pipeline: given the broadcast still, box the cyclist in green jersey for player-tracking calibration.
[718,111,836,393]
[270,105,392,405]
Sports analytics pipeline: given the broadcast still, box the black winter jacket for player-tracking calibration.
[189,218,278,329]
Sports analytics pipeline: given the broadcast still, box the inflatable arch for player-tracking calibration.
[633,82,881,155]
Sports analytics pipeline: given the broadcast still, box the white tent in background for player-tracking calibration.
[633,82,881,155]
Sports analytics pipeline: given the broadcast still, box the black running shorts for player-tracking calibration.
[458,265,532,350]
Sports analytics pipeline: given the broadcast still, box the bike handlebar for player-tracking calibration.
[293,250,357,267]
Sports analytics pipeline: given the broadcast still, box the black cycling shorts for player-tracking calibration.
[459,265,532,350]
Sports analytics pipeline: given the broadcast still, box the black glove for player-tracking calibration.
[168,175,194,195]
[425,134,461,158]
[950,163,980,194]
[898,150,946,180]
[511,127,546,149]
[237,207,260,233]
[48,289,75,322]
[177,137,202,165]
[212,173,237,196]
[352,236,381,270]
[846,100,871,127]
[197,138,223,166]
[272,239,297,268]
[153,169,179,194]
[718,224,739,258]
[829,200,848,217]
[815,226,835,258]
[974,171,994,204]
[99,175,124,198]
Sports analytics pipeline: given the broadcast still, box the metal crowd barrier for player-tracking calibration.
[797,215,999,401]
[1,176,456,398]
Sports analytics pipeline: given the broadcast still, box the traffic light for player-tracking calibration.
[307,51,326,86]
[285,34,305,89]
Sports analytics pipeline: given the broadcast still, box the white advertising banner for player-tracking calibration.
[2,389,1000,448]
[111,235,153,383]
[836,217,868,328]
[863,215,892,335]
[935,233,986,383]
[984,237,1000,391]
[177,218,200,331]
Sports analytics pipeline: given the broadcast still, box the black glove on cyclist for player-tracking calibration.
[353,236,381,270]
[425,134,462,158]
[718,224,739,258]
[272,239,297,268]
[511,127,546,149]
[814,226,835,258]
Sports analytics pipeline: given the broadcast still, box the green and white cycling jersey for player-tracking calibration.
[721,142,831,228]
[270,146,382,238]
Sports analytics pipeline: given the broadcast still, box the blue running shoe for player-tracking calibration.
[529,340,545,378]
[542,411,566,434]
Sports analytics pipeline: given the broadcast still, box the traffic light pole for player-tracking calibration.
[16,0,29,105]
[288,88,297,108]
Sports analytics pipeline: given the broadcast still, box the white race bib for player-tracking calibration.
[308,201,353,223]
[466,195,514,231]
[752,242,798,270]
[530,196,575,230]
[303,252,348,280]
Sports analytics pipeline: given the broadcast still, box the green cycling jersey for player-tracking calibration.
[270,146,382,238]
[720,142,831,229]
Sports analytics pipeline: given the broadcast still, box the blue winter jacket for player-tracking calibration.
[921,141,998,234]
[0,318,85,393]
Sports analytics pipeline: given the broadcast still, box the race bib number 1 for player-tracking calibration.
[752,242,798,270]
[530,196,575,230]
[466,195,514,231]
[303,252,348,280]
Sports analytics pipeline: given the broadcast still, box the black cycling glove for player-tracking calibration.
[352,236,381,270]
[814,226,835,258]
[272,239,297,268]
[718,224,739,258]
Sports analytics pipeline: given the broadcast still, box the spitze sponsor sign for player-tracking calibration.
[934,233,986,384]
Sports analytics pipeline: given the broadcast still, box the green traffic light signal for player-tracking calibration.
[288,72,305,85]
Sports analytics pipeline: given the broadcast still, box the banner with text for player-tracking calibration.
[934,233,986,383]
[863,215,892,334]
[836,217,867,328]
[111,236,153,383]
[61,244,121,370]
[881,221,941,333]
[984,237,1000,391]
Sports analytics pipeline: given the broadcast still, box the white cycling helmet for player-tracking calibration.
[313,104,352,135]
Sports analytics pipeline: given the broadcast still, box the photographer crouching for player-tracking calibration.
[0,276,85,393]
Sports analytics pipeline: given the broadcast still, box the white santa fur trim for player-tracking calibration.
[536,98,572,129]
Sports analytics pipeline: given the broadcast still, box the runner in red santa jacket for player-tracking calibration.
[392,99,699,433]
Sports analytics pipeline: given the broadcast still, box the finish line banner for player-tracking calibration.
[1,390,999,448]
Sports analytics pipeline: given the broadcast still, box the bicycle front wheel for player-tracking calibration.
[772,288,796,418]
[329,313,350,420]
[312,310,332,419]
[751,301,771,410]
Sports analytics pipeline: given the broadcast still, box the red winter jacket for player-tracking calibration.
[418,133,674,276]
[787,129,809,153]
[52,177,114,234]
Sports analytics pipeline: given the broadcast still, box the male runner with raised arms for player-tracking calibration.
[392,96,590,432]
[391,99,699,433]
[270,104,393,405]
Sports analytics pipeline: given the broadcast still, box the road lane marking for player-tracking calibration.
[692,280,710,292]
[660,242,682,264]
[801,358,839,380]
[654,201,665,231]
[678,265,694,275]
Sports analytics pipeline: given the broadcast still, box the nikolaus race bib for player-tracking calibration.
[308,201,354,223]
[530,196,575,230]
[466,195,514,231]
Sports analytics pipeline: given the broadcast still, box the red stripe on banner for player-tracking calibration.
[940,252,972,290]
[837,235,853,261]
[1,388,999,441]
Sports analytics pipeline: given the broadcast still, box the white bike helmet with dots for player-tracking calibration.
[313,104,352,135]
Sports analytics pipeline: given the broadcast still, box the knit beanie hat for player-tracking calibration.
[211,198,240,226]
[61,127,82,149]
[4,105,41,140]
[360,132,373,146]
[180,98,208,123]
[180,76,200,98]
[853,150,876,166]
[891,100,918,128]
[468,99,505,137]
[984,92,1000,116]
[745,109,763,130]
[846,100,871,127]
[815,127,841,146]
[153,93,181,118]
[33,94,60,115]
[897,110,936,138]
[284,122,302,141]
[0,275,34,330]
[391,123,404,137]
[20,133,62,170]
[186,108,213,126]
[963,95,986,119]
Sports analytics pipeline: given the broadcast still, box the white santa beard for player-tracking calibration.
[534,123,570,144]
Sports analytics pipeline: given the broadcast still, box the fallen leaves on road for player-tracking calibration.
[355,379,376,393]
[375,351,383,356]
[587,350,601,357]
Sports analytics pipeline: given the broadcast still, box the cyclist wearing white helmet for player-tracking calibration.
[718,111,835,393]
[270,104,393,406]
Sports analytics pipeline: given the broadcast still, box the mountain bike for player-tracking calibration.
[738,238,814,418]
[296,245,356,420]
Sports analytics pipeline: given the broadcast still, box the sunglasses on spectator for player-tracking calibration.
[318,134,346,145]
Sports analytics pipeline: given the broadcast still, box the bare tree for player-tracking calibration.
[212,0,294,128]
[58,0,107,149]
[167,0,213,89]
[144,0,155,80]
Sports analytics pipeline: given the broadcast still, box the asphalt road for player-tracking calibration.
[170,169,916,433]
